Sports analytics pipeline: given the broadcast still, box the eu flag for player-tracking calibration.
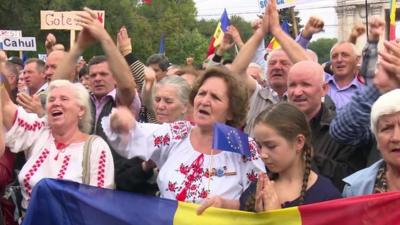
[212,123,251,157]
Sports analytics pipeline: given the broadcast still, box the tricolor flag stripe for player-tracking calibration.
[23,179,400,225]
[389,0,397,40]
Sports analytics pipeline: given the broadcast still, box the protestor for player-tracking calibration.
[1,79,115,211]
[103,66,265,205]
[142,67,191,123]
[241,103,341,212]
[197,102,341,214]
[52,8,141,194]
[146,53,170,81]
[343,89,400,196]
[45,50,67,81]
[231,0,310,137]
[7,57,24,74]
[16,59,47,117]
[287,60,370,189]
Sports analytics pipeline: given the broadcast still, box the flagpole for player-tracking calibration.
[365,0,369,40]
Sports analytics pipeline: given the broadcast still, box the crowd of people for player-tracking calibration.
[1,0,400,223]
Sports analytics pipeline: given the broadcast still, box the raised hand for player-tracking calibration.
[216,33,235,55]
[302,16,324,39]
[227,25,244,46]
[117,26,132,56]
[348,23,366,44]
[75,7,110,50]
[268,0,281,35]
[16,93,45,117]
[368,16,385,42]
[110,106,135,134]
[374,40,400,93]
[45,33,57,52]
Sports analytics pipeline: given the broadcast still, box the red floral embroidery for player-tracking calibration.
[24,148,50,196]
[168,181,177,192]
[97,151,106,187]
[199,188,209,199]
[179,164,190,175]
[57,155,71,179]
[169,121,190,140]
[242,139,260,162]
[173,154,205,202]
[17,118,45,132]
[154,134,170,148]
[246,170,258,183]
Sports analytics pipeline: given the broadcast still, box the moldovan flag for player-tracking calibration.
[267,20,290,50]
[206,9,230,57]
[143,0,152,4]
[23,179,400,225]
[390,0,397,40]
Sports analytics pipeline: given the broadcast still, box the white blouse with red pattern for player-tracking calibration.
[102,118,265,204]
[5,107,115,209]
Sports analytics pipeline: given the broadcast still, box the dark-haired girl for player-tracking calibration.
[240,103,341,211]
[196,103,341,214]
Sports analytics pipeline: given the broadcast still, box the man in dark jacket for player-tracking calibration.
[287,60,370,189]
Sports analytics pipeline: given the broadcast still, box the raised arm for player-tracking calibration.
[1,82,17,130]
[231,21,266,94]
[268,0,309,63]
[79,10,137,106]
[117,26,145,93]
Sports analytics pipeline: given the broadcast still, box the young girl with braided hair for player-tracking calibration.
[196,103,340,214]
[240,103,341,212]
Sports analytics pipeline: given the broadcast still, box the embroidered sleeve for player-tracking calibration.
[5,107,47,153]
[89,137,115,189]
[101,116,192,167]
[241,138,266,189]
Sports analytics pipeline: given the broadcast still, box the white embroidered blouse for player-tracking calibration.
[5,107,115,209]
[102,118,265,204]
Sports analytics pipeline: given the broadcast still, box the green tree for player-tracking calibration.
[308,38,338,64]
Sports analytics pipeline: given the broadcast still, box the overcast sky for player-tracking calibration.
[194,0,338,40]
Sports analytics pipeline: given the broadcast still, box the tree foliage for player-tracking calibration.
[0,0,301,65]
[308,38,338,64]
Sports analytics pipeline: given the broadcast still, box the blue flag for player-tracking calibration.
[220,9,230,32]
[281,20,290,34]
[159,33,165,55]
[212,123,251,157]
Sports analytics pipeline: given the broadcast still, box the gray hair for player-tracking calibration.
[155,75,191,105]
[371,89,400,136]
[330,41,358,59]
[47,80,92,133]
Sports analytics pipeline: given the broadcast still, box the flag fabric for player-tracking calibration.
[206,9,230,57]
[143,0,152,4]
[159,33,165,54]
[390,0,397,40]
[23,179,400,225]
[212,123,251,157]
[267,20,290,50]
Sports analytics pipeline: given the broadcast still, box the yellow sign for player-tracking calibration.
[40,10,105,30]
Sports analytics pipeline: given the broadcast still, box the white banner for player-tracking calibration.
[0,37,36,51]
[40,10,105,30]
[0,30,22,38]
[259,0,297,11]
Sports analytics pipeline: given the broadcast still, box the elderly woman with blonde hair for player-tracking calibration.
[343,89,400,196]
[1,79,114,210]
